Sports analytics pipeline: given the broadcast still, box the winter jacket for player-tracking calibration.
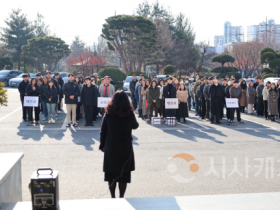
[25,84,41,96]
[262,86,269,100]
[176,90,188,104]
[99,112,139,173]
[256,85,264,97]
[163,84,177,99]
[39,83,48,101]
[129,79,138,96]
[247,87,256,104]
[45,87,58,104]
[229,86,242,99]
[99,83,115,97]
[62,81,81,104]
[203,84,210,99]
[18,80,29,98]
[135,85,140,103]
[148,86,160,108]
[225,85,232,98]
[81,84,97,106]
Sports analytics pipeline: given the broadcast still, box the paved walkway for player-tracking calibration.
[2,192,280,210]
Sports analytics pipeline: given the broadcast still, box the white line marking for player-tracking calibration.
[187,118,210,129]
[0,106,22,122]
[242,117,277,130]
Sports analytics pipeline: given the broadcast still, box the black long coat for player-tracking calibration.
[209,84,224,114]
[80,84,97,106]
[99,112,139,173]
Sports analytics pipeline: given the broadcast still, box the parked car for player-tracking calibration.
[9,73,37,87]
[264,77,280,86]
[156,75,167,81]
[0,70,22,87]
[123,76,140,95]
[245,78,256,84]
[58,72,68,78]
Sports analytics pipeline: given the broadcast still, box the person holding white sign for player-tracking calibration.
[99,76,115,116]
[163,77,177,118]
[25,78,41,126]
[229,80,243,123]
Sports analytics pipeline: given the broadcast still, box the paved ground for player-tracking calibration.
[1,88,280,201]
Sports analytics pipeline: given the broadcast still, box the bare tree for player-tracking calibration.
[229,41,264,77]
[196,41,217,74]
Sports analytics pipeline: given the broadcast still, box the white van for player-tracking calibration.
[264,77,280,86]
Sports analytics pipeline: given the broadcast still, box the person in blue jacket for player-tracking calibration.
[135,78,142,116]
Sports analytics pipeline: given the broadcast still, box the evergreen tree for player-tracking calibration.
[33,13,51,38]
[70,36,85,57]
[22,36,71,73]
[0,9,34,70]
[210,54,241,79]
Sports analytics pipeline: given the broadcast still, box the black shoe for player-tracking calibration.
[89,123,94,126]
[177,119,180,122]
[138,115,142,118]
[183,119,186,122]
[216,122,221,124]
[238,121,244,124]
[84,123,89,126]
[66,123,70,127]
[210,121,214,124]
[73,123,78,127]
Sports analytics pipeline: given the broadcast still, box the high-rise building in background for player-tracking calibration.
[214,22,244,47]
[247,19,280,44]
[224,22,244,44]
[214,35,224,47]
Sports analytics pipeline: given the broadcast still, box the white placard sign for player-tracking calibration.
[151,117,161,125]
[23,96,39,107]
[226,98,239,108]
[98,97,112,108]
[165,98,179,109]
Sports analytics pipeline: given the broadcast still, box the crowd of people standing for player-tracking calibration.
[130,74,280,124]
[18,72,115,127]
[18,70,280,127]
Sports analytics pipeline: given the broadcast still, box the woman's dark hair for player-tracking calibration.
[105,90,134,117]
[144,79,150,90]
[241,80,247,90]
[178,84,186,91]
[30,78,37,86]
[47,80,56,89]
[270,83,278,93]
[150,80,157,88]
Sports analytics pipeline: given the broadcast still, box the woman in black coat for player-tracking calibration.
[26,78,41,126]
[100,90,139,198]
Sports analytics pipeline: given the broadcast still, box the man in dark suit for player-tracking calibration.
[18,74,29,121]
[163,77,177,118]
[209,76,225,124]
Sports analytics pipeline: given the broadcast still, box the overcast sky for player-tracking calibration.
[0,0,279,47]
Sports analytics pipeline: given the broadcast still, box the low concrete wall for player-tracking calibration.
[0,153,24,207]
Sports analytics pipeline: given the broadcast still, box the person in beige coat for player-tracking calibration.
[262,81,271,120]
[176,82,189,122]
